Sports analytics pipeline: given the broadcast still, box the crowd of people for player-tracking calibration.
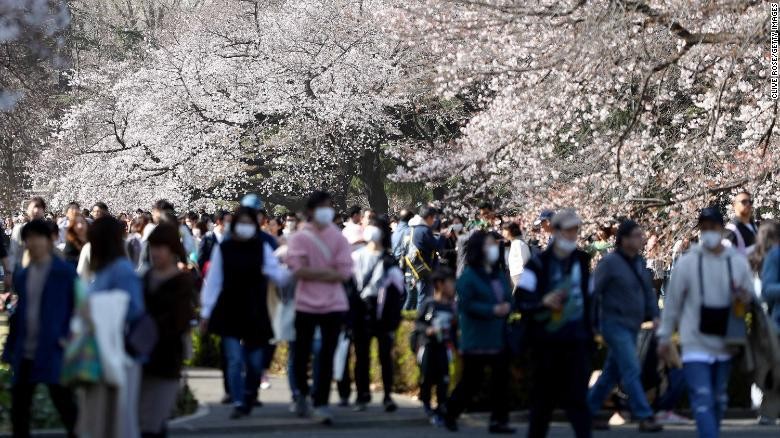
[0,190,779,438]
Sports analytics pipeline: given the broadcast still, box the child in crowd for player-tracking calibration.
[413,267,457,425]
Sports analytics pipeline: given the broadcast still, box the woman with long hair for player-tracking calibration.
[442,230,514,434]
[79,216,144,438]
[753,220,780,425]
[63,214,88,268]
[139,224,195,437]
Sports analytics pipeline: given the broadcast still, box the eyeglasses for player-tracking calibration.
[738,199,753,206]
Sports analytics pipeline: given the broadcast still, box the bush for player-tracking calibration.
[186,313,753,410]
[0,364,64,432]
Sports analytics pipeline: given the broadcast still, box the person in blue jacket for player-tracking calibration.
[2,219,78,438]
[442,230,514,434]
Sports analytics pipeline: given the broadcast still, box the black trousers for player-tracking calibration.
[445,352,510,425]
[293,311,343,407]
[419,343,450,410]
[12,359,77,438]
[336,342,352,402]
[527,341,592,438]
[353,317,394,403]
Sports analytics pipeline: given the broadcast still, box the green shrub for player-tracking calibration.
[185,313,753,410]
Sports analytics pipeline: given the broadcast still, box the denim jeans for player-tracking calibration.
[683,360,731,438]
[222,337,264,409]
[407,279,432,311]
[656,366,686,411]
[587,320,653,420]
[402,275,416,310]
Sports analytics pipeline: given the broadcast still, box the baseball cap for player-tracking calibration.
[551,209,582,230]
[240,194,264,211]
[697,207,724,227]
[533,209,555,226]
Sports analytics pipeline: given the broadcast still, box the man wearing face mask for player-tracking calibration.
[588,220,662,432]
[657,207,753,438]
[285,191,354,424]
[515,209,593,438]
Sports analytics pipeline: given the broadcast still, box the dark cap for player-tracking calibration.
[697,207,724,227]
[533,209,555,226]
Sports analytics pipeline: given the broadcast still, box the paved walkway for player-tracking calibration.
[170,368,429,435]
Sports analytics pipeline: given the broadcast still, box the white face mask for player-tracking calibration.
[193,229,202,239]
[485,244,500,264]
[234,223,256,240]
[285,221,296,234]
[451,223,464,233]
[363,225,382,243]
[313,207,335,225]
[555,236,577,254]
[700,230,723,250]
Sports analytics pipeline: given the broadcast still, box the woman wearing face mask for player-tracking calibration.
[439,216,464,269]
[350,216,405,412]
[442,230,515,434]
[199,206,290,419]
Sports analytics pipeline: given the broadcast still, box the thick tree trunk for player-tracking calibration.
[358,146,388,214]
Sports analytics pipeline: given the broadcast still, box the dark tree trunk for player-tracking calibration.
[358,145,388,214]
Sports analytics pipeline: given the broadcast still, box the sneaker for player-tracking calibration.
[488,423,516,434]
[230,406,248,419]
[423,404,434,418]
[253,399,263,407]
[338,398,350,407]
[431,414,444,427]
[220,394,232,405]
[260,375,271,390]
[655,410,692,425]
[295,396,310,418]
[383,397,398,413]
[638,418,663,433]
[758,415,777,426]
[592,419,610,431]
[444,415,458,432]
[289,402,297,414]
[353,402,368,412]
[313,407,334,425]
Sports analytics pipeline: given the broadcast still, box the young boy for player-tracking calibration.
[413,267,457,424]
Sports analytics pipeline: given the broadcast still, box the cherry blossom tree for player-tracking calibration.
[39,0,460,213]
[391,0,774,255]
[0,0,71,212]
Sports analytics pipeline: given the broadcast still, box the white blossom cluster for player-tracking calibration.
[390,0,774,254]
[37,0,432,211]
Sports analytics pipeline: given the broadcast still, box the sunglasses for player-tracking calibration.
[738,199,753,206]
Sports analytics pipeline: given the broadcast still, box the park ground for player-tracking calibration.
[166,369,780,437]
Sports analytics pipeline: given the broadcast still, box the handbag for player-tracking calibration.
[697,253,747,345]
[61,280,102,386]
[61,320,102,386]
[126,313,159,358]
[332,331,351,381]
[272,298,296,342]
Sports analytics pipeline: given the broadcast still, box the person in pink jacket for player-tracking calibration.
[286,191,353,425]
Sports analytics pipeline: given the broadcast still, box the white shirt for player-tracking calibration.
[200,241,291,319]
[507,239,532,278]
